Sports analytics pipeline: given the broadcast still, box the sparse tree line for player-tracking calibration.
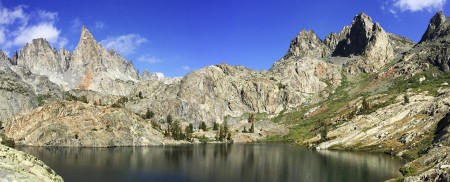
[147,113,259,143]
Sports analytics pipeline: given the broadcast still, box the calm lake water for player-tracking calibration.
[17,144,405,182]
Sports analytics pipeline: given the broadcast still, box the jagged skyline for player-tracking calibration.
[0,0,448,77]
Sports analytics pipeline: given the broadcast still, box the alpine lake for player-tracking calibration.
[17,144,405,182]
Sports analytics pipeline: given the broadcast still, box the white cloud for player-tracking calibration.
[137,54,161,64]
[70,17,82,33]
[94,21,105,30]
[0,4,67,53]
[385,0,446,13]
[182,66,190,70]
[13,23,60,45]
[100,34,147,55]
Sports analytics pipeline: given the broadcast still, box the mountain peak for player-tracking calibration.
[74,26,101,54]
[333,12,380,56]
[354,12,372,25]
[419,11,449,43]
[282,29,330,59]
[80,26,95,42]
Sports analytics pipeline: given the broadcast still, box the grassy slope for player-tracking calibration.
[266,64,450,160]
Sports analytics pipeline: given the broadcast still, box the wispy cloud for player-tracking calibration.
[0,5,28,26]
[0,5,67,53]
[70,17,82,33]
[94,21,105,30]
[182,66,190,71]
[37,10,57,23]
[383,0,447,15]
[137,54,161,64]
[100,34,147,55]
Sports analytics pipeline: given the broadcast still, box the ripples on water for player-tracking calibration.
[17,144,405,182]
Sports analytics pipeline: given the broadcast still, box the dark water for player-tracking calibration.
[17,144,405,182]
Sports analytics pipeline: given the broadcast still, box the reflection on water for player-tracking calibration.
[17,144,405,182]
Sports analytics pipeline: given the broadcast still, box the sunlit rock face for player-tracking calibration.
[14,26,139,96]
[0,144,63,182]
[3,101,186,147]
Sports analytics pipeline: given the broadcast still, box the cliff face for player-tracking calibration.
[0,52,38,121]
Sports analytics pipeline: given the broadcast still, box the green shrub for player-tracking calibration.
[79,95,88,103]
[145,109,154,119]
[400,167,417,176]
[64,92,78,101]
[111,103,122,108]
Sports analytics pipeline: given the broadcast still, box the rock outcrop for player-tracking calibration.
[16,38,64,76]
[324,26,351,51]
[0,144,63,182]
[283,29,331,59]
[332,13,396,73]
[3,101,180,147]
[419,11,450,43]
[403,11,450,72]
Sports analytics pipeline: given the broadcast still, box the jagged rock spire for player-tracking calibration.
[333,12,378,56]
[80,25,95,41]
[16,38,63,74]
[419,11,449,43]
[283,29,331,60]
[75,26,100,53]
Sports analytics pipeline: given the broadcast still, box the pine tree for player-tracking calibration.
[223,121,229,133]
[226,132,232,141]
[171,120,182,140]
[213,122,219,130]
[200,121,207,131]
[249,123,255,133]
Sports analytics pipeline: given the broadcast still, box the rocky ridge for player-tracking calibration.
[0,143,63,182]
[13,26,139,96]
[3,101,183,147]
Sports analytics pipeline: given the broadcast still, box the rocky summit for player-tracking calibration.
[1,12,450,181]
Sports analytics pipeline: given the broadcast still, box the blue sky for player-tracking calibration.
[0,0,449,77]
